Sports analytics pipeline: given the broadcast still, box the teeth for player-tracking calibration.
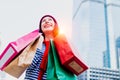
[44,26,50,28]
[44,24,51,28]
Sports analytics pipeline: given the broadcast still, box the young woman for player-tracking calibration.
[24,15,77,80]
[24,15,59,80]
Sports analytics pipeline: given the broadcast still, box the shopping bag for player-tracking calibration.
[46,40,77,80]
[38,41,50,80]
[3,36,43,78]
[54,34,88,75]
[18,35,44,67]
[0,29,40,70]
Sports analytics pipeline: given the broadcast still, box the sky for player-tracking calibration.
[0,0,73,52]
[0,0,73,79]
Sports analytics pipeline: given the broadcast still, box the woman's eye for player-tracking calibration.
[42,19,46,22]
[48,18,52,21]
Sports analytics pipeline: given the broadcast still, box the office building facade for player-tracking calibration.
[73,0,120,69]
[116,37,120,69]
[78,67,120,80]
[103,50,110,68]
[73,0,107,68]
[73,0,120,79]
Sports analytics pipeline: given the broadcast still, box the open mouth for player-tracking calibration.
[44,24,52,28]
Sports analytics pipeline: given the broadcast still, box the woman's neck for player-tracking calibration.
[44,33,54,41]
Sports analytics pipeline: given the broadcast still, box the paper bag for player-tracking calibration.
[18,35,44,67]
[54,34,88,75]
[3,36,44,78]
[0,29,40,70]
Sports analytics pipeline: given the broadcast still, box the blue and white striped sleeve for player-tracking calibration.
[24,44,46,80]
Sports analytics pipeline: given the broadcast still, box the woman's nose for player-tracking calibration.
[45,21,49,24]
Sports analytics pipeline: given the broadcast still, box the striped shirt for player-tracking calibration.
[24,44,46,80]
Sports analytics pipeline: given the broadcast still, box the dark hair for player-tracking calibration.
[39,15,59,37]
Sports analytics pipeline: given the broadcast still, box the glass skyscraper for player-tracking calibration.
[103,50,110,68]
[73,0,120,69]
[103,0,120,69]
[73,0,106,68]
[116,37,120,69]
[73,0,120,79]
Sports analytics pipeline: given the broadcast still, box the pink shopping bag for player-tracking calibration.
[0,29,40,70]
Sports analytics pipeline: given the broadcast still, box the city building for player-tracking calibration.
[103,35,120,69]
[116,37,120,69]
[103,50,110,68]
[73,0,120,69]
[73,0,120,79]
[78,67,120,80]
[73,0,107,68]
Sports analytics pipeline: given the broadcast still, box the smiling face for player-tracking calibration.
[39,15,59,39]
[41,17,55,34]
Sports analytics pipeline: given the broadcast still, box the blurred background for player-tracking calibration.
[0,0,72,80]
[73,0,120,80]
[0,0,120,80]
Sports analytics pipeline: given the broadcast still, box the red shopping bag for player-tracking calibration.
[0,29,40,70]
[54,34,88,75]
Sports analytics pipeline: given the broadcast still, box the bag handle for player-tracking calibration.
[38,41,50,80]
